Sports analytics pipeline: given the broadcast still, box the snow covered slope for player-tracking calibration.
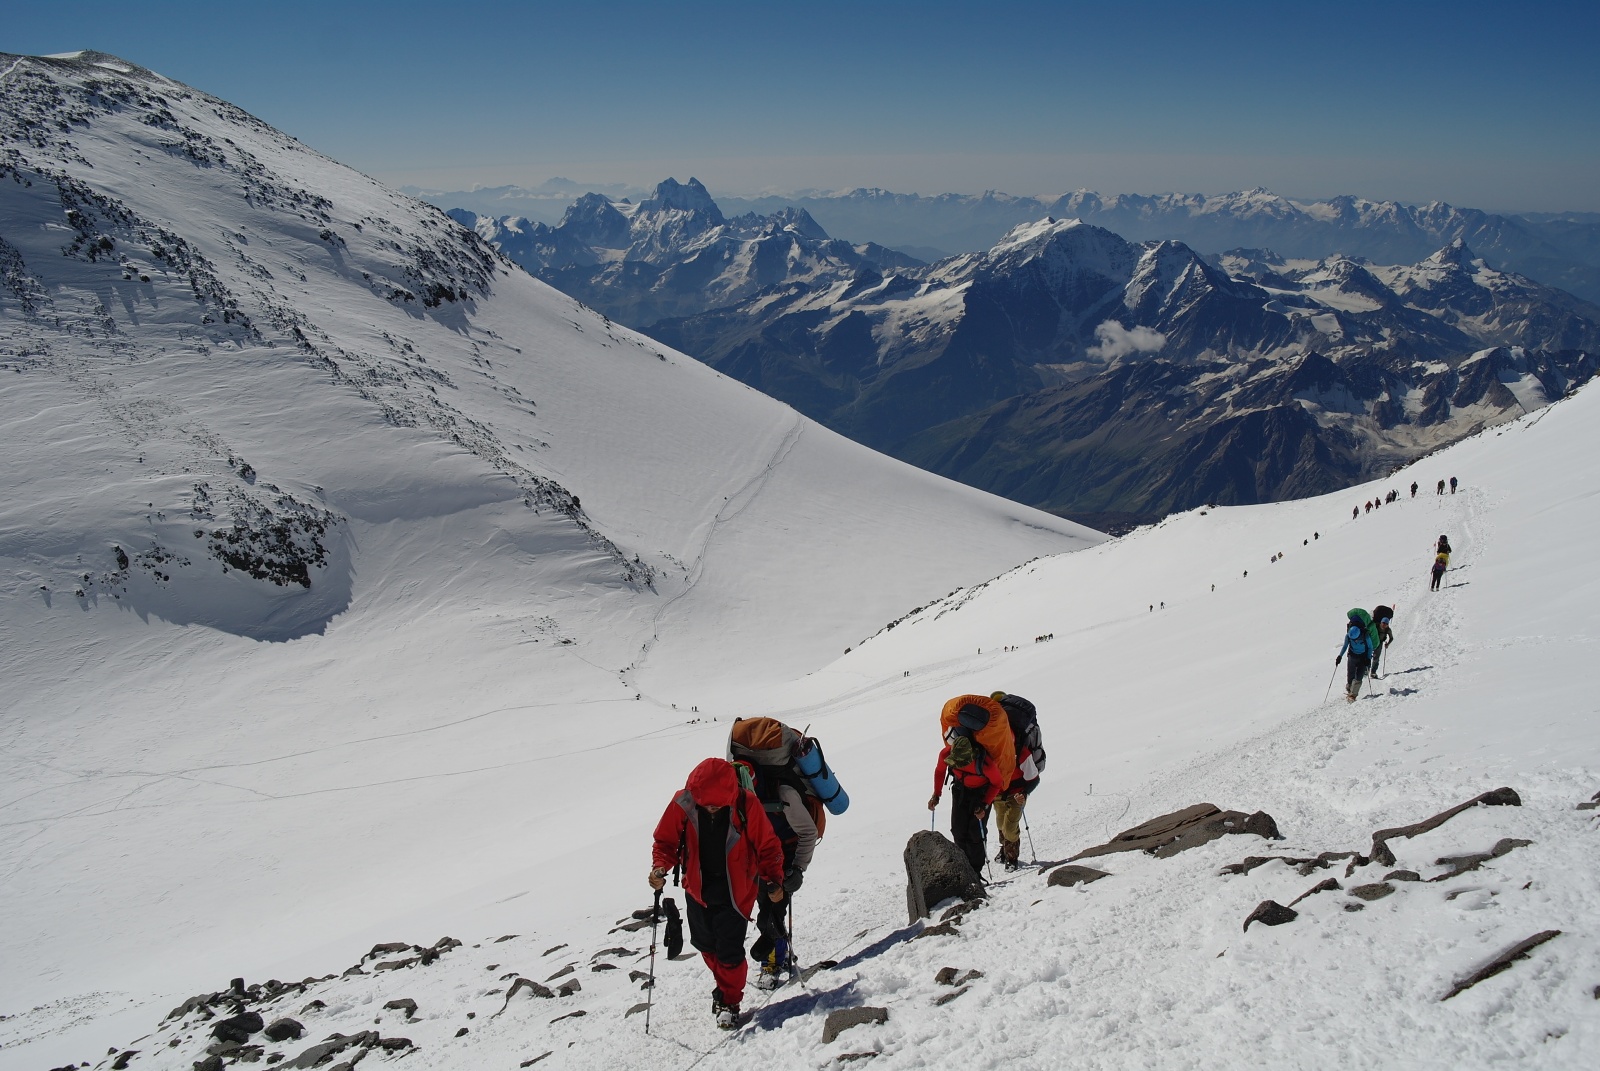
[4,53,1597,1071]
[0,47,1095,1048]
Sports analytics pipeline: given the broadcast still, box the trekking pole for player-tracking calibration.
[1323,660,1339,704]
[644,888,661,1034]
[1022,808,1037,864]
[980,815,994,882]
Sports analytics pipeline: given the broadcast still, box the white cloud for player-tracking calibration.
[1087,319,1167,360]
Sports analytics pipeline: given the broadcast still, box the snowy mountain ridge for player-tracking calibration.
[448,177,920,327]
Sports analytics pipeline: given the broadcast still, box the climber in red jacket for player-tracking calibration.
[650,757,785,1029]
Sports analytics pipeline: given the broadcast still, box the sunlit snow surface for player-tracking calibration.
[2,53,1598,1071]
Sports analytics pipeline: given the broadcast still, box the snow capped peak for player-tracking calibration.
[1427,237,1480,268]
[639,176,723,221]
[767,205,830,241]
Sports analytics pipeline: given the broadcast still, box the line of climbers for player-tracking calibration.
[1335,533,1446,703]
[646,692,1045,1030]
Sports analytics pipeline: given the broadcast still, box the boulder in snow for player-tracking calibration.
[1046,864,1109,888]
[1243,900,1298,930]
[903,831,985,922]
[209,1011,263,1044]
[1348,882,1395,901]
[263,1017,304,1042]
[1441,930,1562,1000]
[822,1006,888,1044]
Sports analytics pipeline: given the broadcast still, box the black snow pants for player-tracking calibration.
[950,782,990,874]
[1345,651,1371,698]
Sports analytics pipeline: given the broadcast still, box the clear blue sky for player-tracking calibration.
[5,0,1597,211]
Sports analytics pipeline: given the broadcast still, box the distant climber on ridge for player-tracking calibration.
[650,758,785,1029]
[928,694,1016,874]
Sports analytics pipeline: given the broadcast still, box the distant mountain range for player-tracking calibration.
[447,178,920,326]
[455,181,1599,527]
[421,182,1600,307]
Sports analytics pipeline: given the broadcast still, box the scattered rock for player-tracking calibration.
[1349,882,1396,901]
[589,947,636,960]
[625,1003,651,1017]
[837,1055,879,1064]
[1432,838,1534,881]
[1442,930,1562,1000]
[821,1007,888,1044]
[591,964,617,972]
[1383,870,1422,882]
[1369,787,1521,867]
[382,1000,417,1019]
[212,1012,265,1044]
[1289,878,1341,906]
[933,986,970,1006]
[374,958,417,972]
[549,1011,586,1024]
[939,899,983,923]
[519,1053,552,1067]
[494,978,555,1016]
[194,1057,224,1071]
[286,1031,376,1069]
[801,961,838,984]
[1243,900,1298,930]
[545,965,575,981]
[366,943,412,960]
[913,920,961,940]
[375,1038,412,1052]
[340,967,365,978]
[541,944,567,956]
[166,993,221,1022]
[556,980,582,997]
[934,967,960,985]
[495,934,520,943]
[1046,865,1109,888]
[629,971,650,984]
[300,1001,325,1015]
[904,831,985,922]
[112,1051,138,1069]
[1343,902,1365,912]
[454,1027,468,1038]
[1073,803,1282,861]
[263,1019,304,1042]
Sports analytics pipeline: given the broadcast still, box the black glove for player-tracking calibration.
[1334,655,1341,666]
[783,868,804,894]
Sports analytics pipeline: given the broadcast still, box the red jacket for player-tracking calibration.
[652,758,785,919]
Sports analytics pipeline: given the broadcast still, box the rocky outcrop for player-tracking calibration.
[1072,803,1280,861]
[1369,788,1521,866]
[1046,865,1110,888]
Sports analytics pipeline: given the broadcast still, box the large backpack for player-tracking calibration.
[938,695,1016,788]
[728,717,828,840]
[1346,608,1379,656]
[998,693,1046,778]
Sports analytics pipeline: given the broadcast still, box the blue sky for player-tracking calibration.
[5,0,1597,210]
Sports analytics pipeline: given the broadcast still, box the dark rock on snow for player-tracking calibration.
[193,1056,223,1071]
[1243,900,1299,930]
[1432,838,1533,880]
[1047,864,1110,888]
[933,985,971,1006]
[210,1012,264,1044]
[1383,870,1422,882]
[556,980,582,997]
[904,831,985,922]
[1441,930,1562,1000]
[1348,882,1396,901]
[1288,878,1341,906]
[263,1018,304,1042]
[382,999,417,1019]
[1368,787,1521,866]
[1073,803,1280,861]
[822,1006,889,1044]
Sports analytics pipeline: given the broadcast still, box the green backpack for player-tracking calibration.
[1347,608,1381,656]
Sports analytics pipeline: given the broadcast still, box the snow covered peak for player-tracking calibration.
[638,176,723,221]
[1427,237,1481,268]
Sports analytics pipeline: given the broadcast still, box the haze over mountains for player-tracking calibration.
[456,181,1599,526]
